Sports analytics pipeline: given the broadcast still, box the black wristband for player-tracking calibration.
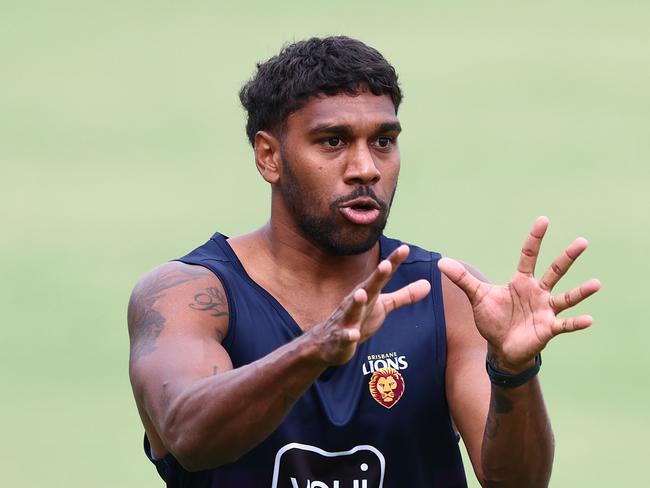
[486,354,542,388]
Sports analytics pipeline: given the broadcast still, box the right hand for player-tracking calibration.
[310,245,431,365]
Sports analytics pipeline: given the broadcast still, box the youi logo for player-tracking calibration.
[271,443,385,488]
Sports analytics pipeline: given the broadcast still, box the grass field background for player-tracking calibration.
[1,1,648,486]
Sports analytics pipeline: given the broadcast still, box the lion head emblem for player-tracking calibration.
[368,367,405,409]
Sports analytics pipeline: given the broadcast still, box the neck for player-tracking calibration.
[229,220,380,293]
[270,218,379,283]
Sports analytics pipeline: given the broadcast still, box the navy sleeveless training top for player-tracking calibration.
[144,232,467,487]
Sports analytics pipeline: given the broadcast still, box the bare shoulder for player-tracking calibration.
[127,261,230,365]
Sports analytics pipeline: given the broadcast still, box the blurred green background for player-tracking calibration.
[1,1,648,486]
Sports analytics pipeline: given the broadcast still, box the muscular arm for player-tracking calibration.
[128,246,430,472]
[442,218,599,487]
[128,262,328,471]
[444,269,553,487]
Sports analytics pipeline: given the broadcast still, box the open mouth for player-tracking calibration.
[350,203,375,211]
[339,197,381,225]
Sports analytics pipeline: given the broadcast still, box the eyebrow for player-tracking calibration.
[308,121,402,136]
[308,124,352,136]
[376,122,402,134]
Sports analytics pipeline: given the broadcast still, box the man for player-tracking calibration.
[128,36,600,487]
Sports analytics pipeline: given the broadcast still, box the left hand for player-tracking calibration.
[438,216,601,372]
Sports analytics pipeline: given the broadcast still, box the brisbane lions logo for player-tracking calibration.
[368,368,405,409]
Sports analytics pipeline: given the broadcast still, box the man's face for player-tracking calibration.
[277,90,401,255]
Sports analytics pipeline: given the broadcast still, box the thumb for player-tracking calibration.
[438,257,482,303]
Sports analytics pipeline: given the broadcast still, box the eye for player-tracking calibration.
[375,136,394,148]
[326,136,343,147]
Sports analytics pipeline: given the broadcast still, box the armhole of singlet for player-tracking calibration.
[429,252,448,373]
[173,259,238,351]
[431,252,463,443]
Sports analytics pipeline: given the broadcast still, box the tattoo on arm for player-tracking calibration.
[129,307,166,364]
[128,266,206,364]
[485,388,514,439]
[189,287,229,318]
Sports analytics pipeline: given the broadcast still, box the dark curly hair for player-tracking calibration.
[239,36,402,146]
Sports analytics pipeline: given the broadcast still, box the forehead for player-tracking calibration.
[286,91,398,133]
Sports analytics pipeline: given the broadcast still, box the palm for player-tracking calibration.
[439,217,600,369]
[471,276,557,365]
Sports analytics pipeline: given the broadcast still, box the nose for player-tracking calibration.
[343,143,381,186]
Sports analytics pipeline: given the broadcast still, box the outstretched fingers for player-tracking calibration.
[540,237,589,291]
[362,244,410,298]
[381,279,431,314]
[438,257,484,304]
[550,278,601,313]
[517,216,549,276]
[339,288,368,342]
[551,314,593,336]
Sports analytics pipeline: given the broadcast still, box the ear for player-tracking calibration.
[254,131,282,184]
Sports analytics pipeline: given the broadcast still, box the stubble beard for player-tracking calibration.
[279,154,396,256]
